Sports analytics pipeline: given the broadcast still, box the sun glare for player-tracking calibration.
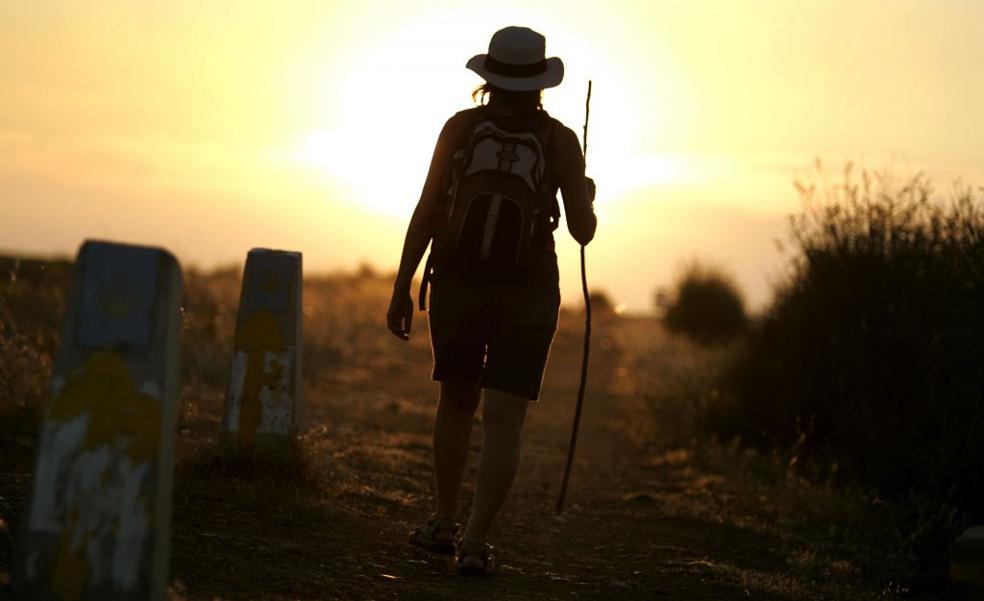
[282,6,688,220]
[285,13,481,217]
[289,127,421,217]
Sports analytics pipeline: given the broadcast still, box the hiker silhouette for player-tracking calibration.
[386,25,596,577]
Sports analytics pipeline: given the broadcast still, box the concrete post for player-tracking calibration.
[220,248,303,446]
[11,240,182,601]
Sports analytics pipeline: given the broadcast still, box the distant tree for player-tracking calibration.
[587,289,615,316]
[356,261,377,279]
[663,261,746,344]
[652,287,671,317]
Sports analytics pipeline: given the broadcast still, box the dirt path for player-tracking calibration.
[167,314,838,601]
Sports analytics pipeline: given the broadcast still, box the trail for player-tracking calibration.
[168,314,809,601]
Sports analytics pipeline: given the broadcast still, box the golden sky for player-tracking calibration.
[2,0,983,311]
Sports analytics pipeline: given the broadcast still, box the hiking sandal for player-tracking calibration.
[409,515,460,555]
[454,539,496,577]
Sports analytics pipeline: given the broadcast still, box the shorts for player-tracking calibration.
[427,266,561,401]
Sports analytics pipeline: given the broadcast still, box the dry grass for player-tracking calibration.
[0,254,937,599]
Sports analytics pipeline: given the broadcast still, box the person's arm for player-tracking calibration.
[556,126,597,245]
[387,117,456,340]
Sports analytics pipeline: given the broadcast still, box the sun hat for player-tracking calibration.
[466,26,564,92]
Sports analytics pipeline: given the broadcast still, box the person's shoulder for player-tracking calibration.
[449,106,484,125]
[457,106,484,117]
[439,107,484,136]
[539,113,580,157]
[536,110,574,139]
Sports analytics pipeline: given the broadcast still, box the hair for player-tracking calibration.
[471,83,544,112]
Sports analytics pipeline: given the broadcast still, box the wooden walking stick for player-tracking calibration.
[556,80,593,514]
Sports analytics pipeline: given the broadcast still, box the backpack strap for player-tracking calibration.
[443,107,489,195]
[418,250,434,311]
[417,105,488,311]
[534,115,560,231]
[420,109,486,312]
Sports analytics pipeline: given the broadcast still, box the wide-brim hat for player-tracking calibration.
[466,26,564,92]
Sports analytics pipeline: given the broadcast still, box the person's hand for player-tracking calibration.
[585,176,596,203]
[386,288,414,341]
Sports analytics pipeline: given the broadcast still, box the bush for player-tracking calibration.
[587,288,616,316]
[0,257,69,419]
[706,163,984,574]
[663,261,747,344]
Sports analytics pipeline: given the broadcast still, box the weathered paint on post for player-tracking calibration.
[221,248,303,445]
[11,240,182,601]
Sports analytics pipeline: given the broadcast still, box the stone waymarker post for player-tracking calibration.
[221,248,303,445]
[11,240,182,601]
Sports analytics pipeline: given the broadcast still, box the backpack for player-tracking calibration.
[419,108,558,309]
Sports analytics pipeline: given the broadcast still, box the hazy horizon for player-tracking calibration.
[3,0,983,311]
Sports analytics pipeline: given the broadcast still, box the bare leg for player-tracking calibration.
[434,380,481,521]
[462,388,529,544]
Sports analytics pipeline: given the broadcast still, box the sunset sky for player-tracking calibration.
[3,0,983,311]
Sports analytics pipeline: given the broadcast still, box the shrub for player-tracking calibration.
[0,257,68,420]
[707,163,984,574]
[587,288,616,316]
[0,314,50,420]
[663,261,747,344]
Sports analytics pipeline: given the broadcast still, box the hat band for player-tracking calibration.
[484,56,548,78]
